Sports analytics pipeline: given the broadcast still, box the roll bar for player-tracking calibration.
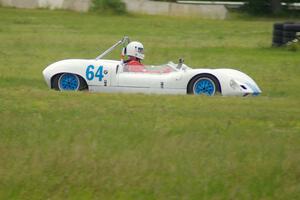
[95,36,130,60]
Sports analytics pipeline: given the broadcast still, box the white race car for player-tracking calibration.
[42,37,261,96]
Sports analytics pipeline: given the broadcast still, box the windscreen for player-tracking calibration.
[123,64,176,74]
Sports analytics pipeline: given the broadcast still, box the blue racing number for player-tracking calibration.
[95,66,104,81]
[86,65,104,81]
[86,65,94,80]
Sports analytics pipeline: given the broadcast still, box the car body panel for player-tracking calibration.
[43,58,261,96]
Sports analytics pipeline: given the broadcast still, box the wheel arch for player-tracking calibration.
[51,72,88,90]
[187,73,222,94]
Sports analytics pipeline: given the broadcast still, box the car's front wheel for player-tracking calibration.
[188,74,221,96]
[52,73,87,91]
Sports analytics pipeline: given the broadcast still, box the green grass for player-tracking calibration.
[0,7,300,199]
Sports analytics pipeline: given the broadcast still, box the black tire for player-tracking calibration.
[273,29,283,37]
[272,36,283,42]
[274,22,296,30]
[284,24,300,32]
[283,31,296,38]
[274,23,284,30]
[187,74,221,96]
[52,73,88,91]
[272,41,283,46]
[78,76,88,90]
[272,42,282,47]
[283,37,296,44]
[272,35,283,46]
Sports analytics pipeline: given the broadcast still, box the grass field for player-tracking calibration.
[0,7,300,199]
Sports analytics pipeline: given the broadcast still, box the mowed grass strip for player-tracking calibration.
[0,7,300,199]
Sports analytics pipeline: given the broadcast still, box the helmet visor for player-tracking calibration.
[137,47,144,54]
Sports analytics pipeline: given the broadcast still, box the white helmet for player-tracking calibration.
[125,41,144,60]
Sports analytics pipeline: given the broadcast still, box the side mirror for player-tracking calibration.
[177,58,184,69]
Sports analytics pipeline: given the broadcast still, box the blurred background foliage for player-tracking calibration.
[91,0,126,14]
[152,0,300,15]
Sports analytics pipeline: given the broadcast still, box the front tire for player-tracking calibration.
[187,74,221,96]
[52,73,87,91]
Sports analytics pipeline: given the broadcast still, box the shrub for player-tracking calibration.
[286,38,300,52]
[243,0,271,14]
[154,0,300,15]
[91,0,126,14]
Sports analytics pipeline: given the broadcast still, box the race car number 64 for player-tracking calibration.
[86,65,104,81]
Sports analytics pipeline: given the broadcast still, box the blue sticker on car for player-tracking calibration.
[86,65,104,81]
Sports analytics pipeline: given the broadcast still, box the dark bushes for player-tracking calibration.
[92,0,126,14]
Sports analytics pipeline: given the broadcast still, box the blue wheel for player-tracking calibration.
[193,78,216,96]
[58,73,80,91]
[187,74,221,96]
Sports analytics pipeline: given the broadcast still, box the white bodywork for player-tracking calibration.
[43,59,261,96]
[42,37,261,96]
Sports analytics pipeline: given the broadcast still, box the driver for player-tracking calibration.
[123,41,145,72]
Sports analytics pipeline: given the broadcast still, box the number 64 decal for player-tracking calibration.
[86,65,104,81]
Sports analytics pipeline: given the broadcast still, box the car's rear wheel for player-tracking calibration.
[52,73,87,91]
[187,74,221,96]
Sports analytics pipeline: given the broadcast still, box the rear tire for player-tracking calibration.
[187,74,221,96]
[272,22,298,47]
[272,36,283,43]
[283,31,296,38]
[52,73,88,91]
[283,36,296,44]
[274,23,284,30]
[273,29,283,37]
[283,24,300,32]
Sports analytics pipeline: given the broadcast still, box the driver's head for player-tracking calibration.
[125,41,144,60]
